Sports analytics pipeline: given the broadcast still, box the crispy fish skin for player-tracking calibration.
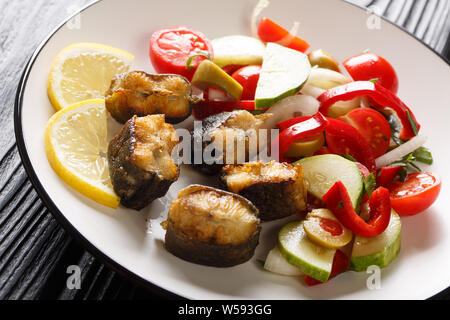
[164,185,261,267]
[105,71,196,124]
[108,115,179,210]
[191,110,272,175]
[222,161,307,221]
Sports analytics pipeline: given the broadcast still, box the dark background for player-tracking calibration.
[1,0,449,300]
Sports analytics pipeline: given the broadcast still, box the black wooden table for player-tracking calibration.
[2,0,450,300]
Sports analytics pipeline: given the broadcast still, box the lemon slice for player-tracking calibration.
[48,43,134,111]
[45,99,120,208]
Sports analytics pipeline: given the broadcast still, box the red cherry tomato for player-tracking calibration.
[388,172,441,216]
[231,65,261,100]
[343,53,399,94]
[257,17,310,53]
[150,27,214,80]
[339,108,391,158]
[314,146,331,156]
[222,64,245,75]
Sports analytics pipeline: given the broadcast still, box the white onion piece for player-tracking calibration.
[375,135,428,168]
[250,0,300,46]
[264,246,303,276]
[300,84,325,99]
[306,68,351,90]
[329,98,361,118]
[301,85,360,118]
[277,21,300,46]
[263,94,320,129]
[251,0,270,38]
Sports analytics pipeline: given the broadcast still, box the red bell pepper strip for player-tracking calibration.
[322,181,391,238]
[304,250,349,286]
[192,100,259,120]
[277,116,311,132]
[377,166,403,187]
[325,118,377,172]
[257,17,310,53]
[318,81,420,141]
[272,113,329,162]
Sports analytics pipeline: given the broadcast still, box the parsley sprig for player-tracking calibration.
[387,147,433,181]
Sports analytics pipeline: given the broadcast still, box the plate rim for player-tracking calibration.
[13,0,450,300]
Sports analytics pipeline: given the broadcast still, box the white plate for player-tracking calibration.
[15,0,450,299]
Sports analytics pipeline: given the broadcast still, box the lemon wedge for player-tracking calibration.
[48,43,134,111]
[45,99,120,208]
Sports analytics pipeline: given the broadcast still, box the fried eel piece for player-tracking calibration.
[108,114,179,210]
[106,71,196,124]
[191,110,272,175]
[222,161,307,221]
[164,185,260,267]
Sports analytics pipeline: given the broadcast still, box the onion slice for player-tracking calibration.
[375,135,428,168]
[264,246,303,276]
[251,0,300,45]
[251,0,270,38]
[300,84,325,99]
[263,94,320,129]
[277,21,300,46]
[306,68,351,90]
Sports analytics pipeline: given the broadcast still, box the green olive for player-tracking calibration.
[303,209,352,249]
[284,133,325,158]
[308,49,340,72]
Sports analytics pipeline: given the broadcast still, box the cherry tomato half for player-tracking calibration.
[231,65,261,100]
[222,64,245,75]
[343,53,399,94]
[150,26,214,80]
[339,108,391,158]
[388,172,441,216]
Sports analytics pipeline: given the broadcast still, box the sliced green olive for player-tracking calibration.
[191,60,243,100]
[308,49,340,72]
[303,209,352,249]
[284,133,325,158]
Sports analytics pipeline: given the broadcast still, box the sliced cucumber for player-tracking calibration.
[351,210,402,272]
[264,245,303,276]
[295,154,364,209]
[255,43,311,109]
[211,35,266,68]
[278,221,336,283]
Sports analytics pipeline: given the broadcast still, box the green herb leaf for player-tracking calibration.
[397,167,408,182]
[186,51,212,70]
[406,110,419,136]
[364,173,376,198]
[337,201,344,210]
[369,78,379,83]
[412,147,433,165]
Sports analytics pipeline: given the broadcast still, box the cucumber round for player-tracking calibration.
[278,221,336,283]
[296,154,364,209]
[211,35,265,68]
[351,210,401,272]
[255,43,311,109]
